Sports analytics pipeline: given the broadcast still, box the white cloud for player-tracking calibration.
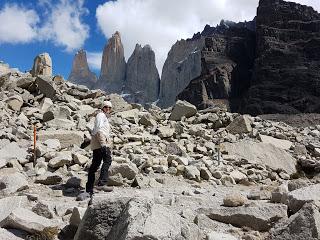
[39,0,89,51]
[96,0,320,74]
[0,4,39,43]
[0,0,89,51]
[87,52,103,70]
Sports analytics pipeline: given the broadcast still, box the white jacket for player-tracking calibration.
[90,111,111,150]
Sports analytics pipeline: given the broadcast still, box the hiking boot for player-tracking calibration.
[96,185,114,192]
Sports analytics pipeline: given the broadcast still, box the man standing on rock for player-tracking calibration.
[78,101,113,200]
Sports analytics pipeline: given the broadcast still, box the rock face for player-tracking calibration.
[269,202,320,240]
[285,183,320,213]
[0,207,60,234]
[178,0,320,115]
[75,197,183,240]
[201,202,288,231]
[177,22,255,111]
[124,44,160,103]
[31,53,52,77]
[0,169,28,196]
[158,38,205,108]
[222,141,297,175]
[37,130,84,148]
[98,31,126,93]
[243,0,320,114]
[35,75,59,100]
[68,50,97,89]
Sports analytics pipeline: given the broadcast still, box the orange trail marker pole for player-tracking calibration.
[33,125,36,166]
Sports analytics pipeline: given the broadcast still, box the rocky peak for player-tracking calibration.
[97,31,126,94]
[68,49,97,89]
[124,43,160,103]
[31,53,52,77]
[158,38,205,108]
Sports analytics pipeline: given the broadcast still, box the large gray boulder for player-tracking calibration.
[116,109,139,124]
[259,134,293,150]
[109,162,139,180]
[108,94,132,113]
[37,130,84,148]
[35,75,58,100]
[74,197,182,240]
[169,100,197,121]
[0,208,60,234]
[43,105,72,122]
[0,196,28,223]
[269,202,320,240]
[34,172,62,185]
[16,76,35,89]
[285,183,320,213]
[200,202,288,231]
[0,142,28,167]
[48,151,73,168]
[226,115,252,134]
[0,228,24,240]
[0,169,28,195]
[6,95,23,111]
[222,141,297,174]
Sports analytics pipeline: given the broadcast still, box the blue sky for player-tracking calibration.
[0,0,106,77]
[0,0,319,79]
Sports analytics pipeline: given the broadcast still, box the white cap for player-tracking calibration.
[103,100,112,108]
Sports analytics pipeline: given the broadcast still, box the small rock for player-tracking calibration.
[72,153,89,165]
[32,201,55,219]
[109,162,139,180]
[229,170,247,183]
[35,173,62,185]
[223,193,247,207]
[7,95,23,111]
[70,207,86,227]
[184,166,200,181]
[169,100,197,121]
[226,115,252,134]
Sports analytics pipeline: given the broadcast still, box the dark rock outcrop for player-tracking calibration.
[178,0,320,115]
[242,0,320,115]
[97,31,126,94]
[124,44,160,103]
[178,24,255,110]
[68,50,97,89]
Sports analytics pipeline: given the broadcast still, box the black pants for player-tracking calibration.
[86,147,112,193]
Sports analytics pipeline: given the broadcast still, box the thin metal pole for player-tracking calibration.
[217,145,221,165]
[33,125,37,166]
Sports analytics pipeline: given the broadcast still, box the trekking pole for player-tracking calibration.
[215,140,221,166]
[33,124,37,166]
